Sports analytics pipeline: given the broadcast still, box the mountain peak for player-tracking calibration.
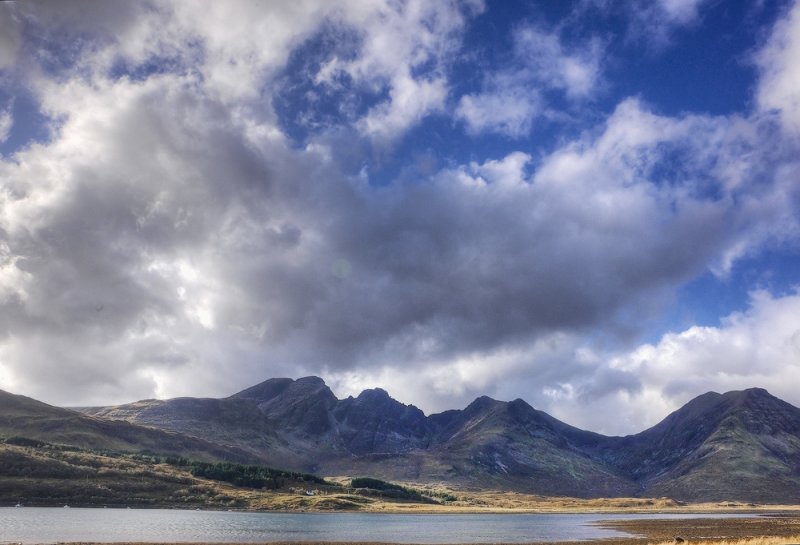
[726,387,772,401]
[296,375,328,386]
[356,387,390,400]
[717,387,800,434]
[466,395,500,409]
[509,397,534,410]
[745,386,770,394]
[231,375,331,402]
[230,377,294,402]
[232,376,337,437]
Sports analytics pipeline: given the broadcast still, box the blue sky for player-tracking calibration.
[0,0,799,434]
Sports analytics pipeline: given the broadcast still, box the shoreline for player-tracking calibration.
[6,504,800,515]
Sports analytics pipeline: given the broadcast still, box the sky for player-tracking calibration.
[0,0,799,436]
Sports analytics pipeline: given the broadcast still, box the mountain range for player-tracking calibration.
[3,377,799,503]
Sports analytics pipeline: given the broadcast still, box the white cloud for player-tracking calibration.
[513,27,603,99]
[336,0,477,141]
[356,288,800,436]
[0,109,12,144]
[757,0,800,133]
[471,151,531,188]
[358,72,447,140]
[168,1,338,101]
[11,0,471,145]
[657,0,705,25]
[456,89,540,137]
[615,289,800,391]
[1,78,797,412]
[597,289,800,432]
[327,331,586,414]
[455,25,603,137]
[618,0,708,47]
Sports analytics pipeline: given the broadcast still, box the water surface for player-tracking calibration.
[0,508,757,544]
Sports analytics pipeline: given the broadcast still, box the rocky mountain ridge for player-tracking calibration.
[72,377,800,502]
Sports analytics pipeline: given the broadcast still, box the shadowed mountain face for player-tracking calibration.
[28,379,800,502]
[232,376,338,437]
[332,388,431,455]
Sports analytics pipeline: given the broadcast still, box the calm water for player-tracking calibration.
[0,508,757,544]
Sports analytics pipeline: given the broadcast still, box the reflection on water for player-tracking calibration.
[0,508,756,544]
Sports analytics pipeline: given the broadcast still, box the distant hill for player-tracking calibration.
[25,378,800,502]
[0,389,259,464]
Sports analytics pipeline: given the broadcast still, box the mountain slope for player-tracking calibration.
[615,388,800,502]
[420,397,636,497]
[591,391,738,480]
[0,389,258,463]
[80,396,291,464]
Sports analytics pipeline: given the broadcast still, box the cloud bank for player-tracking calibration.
[0,0,799,434]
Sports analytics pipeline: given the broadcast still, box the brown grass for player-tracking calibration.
[358,491,800,514]
[650,536,800,545]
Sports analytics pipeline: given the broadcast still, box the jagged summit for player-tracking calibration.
[356,387,391,400]
[231,376,329,402]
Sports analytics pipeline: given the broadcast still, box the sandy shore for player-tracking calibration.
[595,513,800,545]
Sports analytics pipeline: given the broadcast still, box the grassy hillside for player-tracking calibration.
[0,440,244,508]
[0,389,259,464]
[0,438,452,510]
